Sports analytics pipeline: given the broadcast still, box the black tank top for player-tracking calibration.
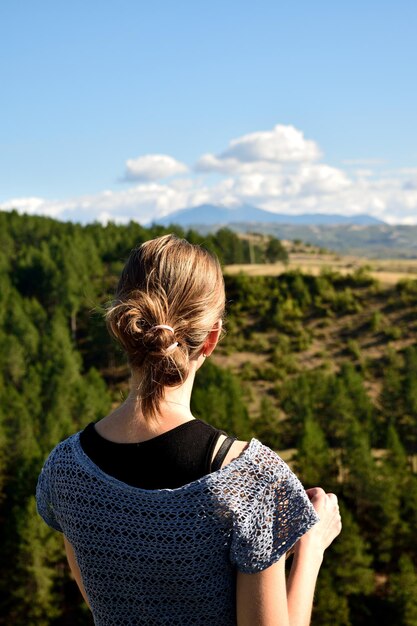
[79,418,236,490]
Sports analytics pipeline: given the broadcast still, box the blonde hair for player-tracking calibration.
[106,234,225,420]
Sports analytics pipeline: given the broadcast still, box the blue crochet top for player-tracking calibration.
[36,433,319,626]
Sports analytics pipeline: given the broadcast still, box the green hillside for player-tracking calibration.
[199,222,417,259]
[0,211,416,626]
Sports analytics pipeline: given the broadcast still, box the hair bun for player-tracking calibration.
[142,324,179,360]
[126,309,144,335]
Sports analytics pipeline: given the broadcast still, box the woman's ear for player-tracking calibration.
[202,319,222,358]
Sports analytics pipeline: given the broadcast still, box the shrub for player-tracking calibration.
[370,311,387,332]
[383,325,403,341]
[346,339,362,361]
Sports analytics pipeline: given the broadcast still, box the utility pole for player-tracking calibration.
[249,239,255,264]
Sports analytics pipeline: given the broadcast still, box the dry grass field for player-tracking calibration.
[225,251,417,284]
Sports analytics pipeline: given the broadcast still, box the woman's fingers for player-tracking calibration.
[305,487,325,498]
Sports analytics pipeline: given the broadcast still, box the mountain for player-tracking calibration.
[150,204,385,227]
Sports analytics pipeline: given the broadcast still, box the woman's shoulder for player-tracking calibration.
[250,439,294,477]
[40,431,81,471]
[214,437,249,470]
[225,438,308,497]
[216,437,297,485]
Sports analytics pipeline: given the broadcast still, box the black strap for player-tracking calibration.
[210,436,237,472]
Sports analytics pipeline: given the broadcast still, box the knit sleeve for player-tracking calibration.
[36,450,63,533]
[230,445,319,573]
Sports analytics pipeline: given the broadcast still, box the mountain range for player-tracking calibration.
[150,204,385,227]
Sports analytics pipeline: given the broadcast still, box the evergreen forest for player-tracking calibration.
[0,210,416,626]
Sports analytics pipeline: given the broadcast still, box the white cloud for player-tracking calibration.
[196,153,241,174]
[0,196,64,218]
[223,124,321,162]
[124,154,188,182]
[197,124,321,174]
[2,124,417,226]
[288,164,351,195]
[0,181,214,225]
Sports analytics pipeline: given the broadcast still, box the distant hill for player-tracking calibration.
[150,204,385,227]
[223,223,417,259]
[148,205,417,259]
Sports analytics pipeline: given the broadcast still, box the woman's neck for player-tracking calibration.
[94,365,198,443]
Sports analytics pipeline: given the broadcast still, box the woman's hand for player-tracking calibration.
[284,487,340,626]
[297,487,342,557]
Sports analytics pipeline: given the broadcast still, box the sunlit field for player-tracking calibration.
[226,253,417,285]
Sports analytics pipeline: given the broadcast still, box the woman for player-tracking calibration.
[37,234,341,626]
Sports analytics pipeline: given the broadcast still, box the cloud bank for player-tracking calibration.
[1,124,417,225]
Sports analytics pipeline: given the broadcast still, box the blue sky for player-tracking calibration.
[1,0,417,224]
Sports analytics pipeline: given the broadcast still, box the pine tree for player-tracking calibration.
[0,408,7,504]
[401,346,417,453]
[379,348,404,440]
[339,418,381,546]
[38,310,84,451]
[279,370,326,446]
[253,395,282,450]
[401,475,417,563]
[192,361,251,438]
[11,497,64,626]
[378,426,409,564]
[340,362,374,437]
[321,375,357,445]
[333,503,374,595]
[295,415,333,488]
[313,567,351,626]
[389,555,417,626]
[264,237,288,264]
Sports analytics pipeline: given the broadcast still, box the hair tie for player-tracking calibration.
[165,341,179,354]
[151,324,178,354]
[152,324,175,333]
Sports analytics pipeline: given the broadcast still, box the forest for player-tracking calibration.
[0,209,416,626]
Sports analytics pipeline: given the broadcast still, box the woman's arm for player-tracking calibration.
[285,541,323,626]
[237,556,290,626]
[236,488,341,626]
[63,536,91,609]
[236,545,322,626]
